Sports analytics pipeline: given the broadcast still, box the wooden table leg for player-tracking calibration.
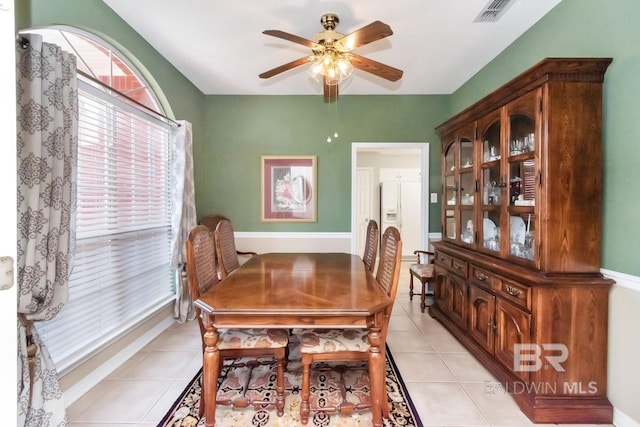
[368,323,384,427]
[202,312,220,427]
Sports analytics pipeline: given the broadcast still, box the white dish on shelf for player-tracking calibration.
[510,216,526,245]
[514,199,535,206]
[483,218,497,240]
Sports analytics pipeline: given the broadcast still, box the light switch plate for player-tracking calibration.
[430,193,438,203]
[0,256,14,290]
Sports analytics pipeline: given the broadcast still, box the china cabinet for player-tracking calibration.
[431,58,614,424]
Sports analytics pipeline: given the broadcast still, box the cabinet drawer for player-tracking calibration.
[450,258,469,278]
[435,252,468,278]
[470,265,500,290]
[434,251,452,268]
[497,279,530,310]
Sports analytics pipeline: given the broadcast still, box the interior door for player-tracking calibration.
[356,168,373,256]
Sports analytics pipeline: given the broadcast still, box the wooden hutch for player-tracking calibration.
[431,58,614,424]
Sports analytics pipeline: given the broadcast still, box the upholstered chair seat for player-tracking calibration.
[218,328,289,350]
[298,328,369,353]
[409,262,434,279]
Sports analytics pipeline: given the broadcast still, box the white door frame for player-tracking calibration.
[351,142,430,255]
[355,167,374,256]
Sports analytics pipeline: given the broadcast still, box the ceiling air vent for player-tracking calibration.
[474,0,516,23]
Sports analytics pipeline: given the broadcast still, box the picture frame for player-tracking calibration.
[261,155,317,222]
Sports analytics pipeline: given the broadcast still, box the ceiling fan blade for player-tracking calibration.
[350,53,403,82]
[338,21,393,50]
[262,30,323,50]
[259,56,314,79]
[323,76,338,103]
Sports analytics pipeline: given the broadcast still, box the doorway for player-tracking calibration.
[351,142,430,258]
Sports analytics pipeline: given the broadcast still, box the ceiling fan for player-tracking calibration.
[258,13,403,102]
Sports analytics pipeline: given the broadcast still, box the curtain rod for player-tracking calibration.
[16,34,180,128]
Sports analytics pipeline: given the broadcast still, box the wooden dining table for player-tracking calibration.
[194,252,392,427]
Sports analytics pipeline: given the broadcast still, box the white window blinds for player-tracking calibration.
[36,81,175,373]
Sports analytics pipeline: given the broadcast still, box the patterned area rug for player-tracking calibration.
[158,341,422,426]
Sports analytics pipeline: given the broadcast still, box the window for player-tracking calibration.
[27,27,176,373]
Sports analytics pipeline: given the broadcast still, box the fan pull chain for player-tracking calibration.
[327,91,332,143]
[327,84,339,143]
[334,87,339,139]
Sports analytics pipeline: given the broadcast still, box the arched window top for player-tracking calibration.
[23,25,164,115]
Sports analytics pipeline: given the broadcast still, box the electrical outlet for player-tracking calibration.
[430,193,438,203]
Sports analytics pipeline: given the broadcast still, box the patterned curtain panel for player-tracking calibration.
[16,35,78,427]
[170,120,197,322]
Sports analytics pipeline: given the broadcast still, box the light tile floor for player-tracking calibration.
[65,263,614,427]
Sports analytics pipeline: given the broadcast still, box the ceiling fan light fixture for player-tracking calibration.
[308,50,353,86]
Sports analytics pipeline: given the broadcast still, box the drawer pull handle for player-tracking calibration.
[439,257,447,262]
[454,263,463,270]
[476,273,488,281]
[505,285,521,296]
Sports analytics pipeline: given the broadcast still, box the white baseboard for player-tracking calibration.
[62,313,175,407]
[235,231,352,254]
[614,408,640,427]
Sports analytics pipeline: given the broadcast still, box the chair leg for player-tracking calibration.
[420,278,427,312]
[300,354,311,425]
[409,273,415,300]
[275,349,286,416]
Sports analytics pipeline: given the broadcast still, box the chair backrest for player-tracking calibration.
[375,226,403,342]
[185,225,220,348]
[199,214,228,237]
[376,226,402,300]
[362,220,379,272]
[214,219,240,278]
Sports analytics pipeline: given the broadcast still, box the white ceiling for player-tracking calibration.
[102,0,562,96]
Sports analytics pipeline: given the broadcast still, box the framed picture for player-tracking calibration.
[261,155,317,222]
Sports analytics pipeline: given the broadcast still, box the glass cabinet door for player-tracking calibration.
[443,140,457,241]
[442,125,477,246]
[506,89,539,263]
[478,111,502,254]
[458,133,475,246]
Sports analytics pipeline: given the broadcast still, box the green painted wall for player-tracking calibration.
[451,0,640,275]
[199,95,449,231]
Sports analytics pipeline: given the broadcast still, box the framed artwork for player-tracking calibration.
[261,155,317,222]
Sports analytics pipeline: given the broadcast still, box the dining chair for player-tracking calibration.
[362,219,379,272]
[409,249,436,312]
[213,218,257,279]
[185,225,288,416]
[297,226,403,424]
